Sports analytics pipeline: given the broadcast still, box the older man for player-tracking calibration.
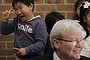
[33,19,86,60]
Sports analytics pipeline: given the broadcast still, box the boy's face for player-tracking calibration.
[13,2,33,22]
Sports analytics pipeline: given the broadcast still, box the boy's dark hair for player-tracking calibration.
[12,0,34,11]
[79,1,90,38]
[45,12,65,34]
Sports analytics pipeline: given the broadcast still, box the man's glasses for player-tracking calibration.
[57,38,84,45]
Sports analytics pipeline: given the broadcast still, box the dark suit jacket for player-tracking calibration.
[44,36,53,54]
[80,55,90,60]
[33,53,53,60]
[33,53,88,60]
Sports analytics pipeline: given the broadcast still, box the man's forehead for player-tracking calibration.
[62,31,84,39]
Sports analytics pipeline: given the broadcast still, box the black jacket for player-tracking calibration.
[33,53,53,60]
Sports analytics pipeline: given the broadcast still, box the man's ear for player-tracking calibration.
[53,39,60,49]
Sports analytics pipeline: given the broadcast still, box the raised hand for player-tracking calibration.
[2,7,13,22]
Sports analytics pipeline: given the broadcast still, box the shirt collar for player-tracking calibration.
[53,52,61,60]
[28,15,41,21]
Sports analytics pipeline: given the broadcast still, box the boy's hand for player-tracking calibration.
[2,7,13,22]
[13,47,26,56]
[18,48,26,56]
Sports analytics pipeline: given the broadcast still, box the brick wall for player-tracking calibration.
[0,0,76,60]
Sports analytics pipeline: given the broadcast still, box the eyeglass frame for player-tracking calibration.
[56,38,84,45]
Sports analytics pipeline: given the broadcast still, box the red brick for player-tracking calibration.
[0,57,6,60]
[67,0,76,3]
[0,42,6,48]
[36,5,55,11]
[7,42,14,48]
[45,0,64,4]
[7,57,16,60]
[59,12,65,18]
[45,11,65,18]
[0,49,14,56]
[34,12,44,18]
[67,12,73,19]
[0,13,2,20]
[0,0,2,4]
[0,35,14,41]
[57,4,74,11]
[4,0,12,4]
[35,0,43,4]
[0,5,12,12]
[4,0,43,4]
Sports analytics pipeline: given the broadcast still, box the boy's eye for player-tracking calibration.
[19,7,22,9]
[19,6,23,10]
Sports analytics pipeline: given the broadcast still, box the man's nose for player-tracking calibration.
[76,40,83,48]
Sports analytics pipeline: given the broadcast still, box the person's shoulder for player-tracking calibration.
[35,15,46,25]
[34,15,43,20]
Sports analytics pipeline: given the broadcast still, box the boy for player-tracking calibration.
[1,0,47,60]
